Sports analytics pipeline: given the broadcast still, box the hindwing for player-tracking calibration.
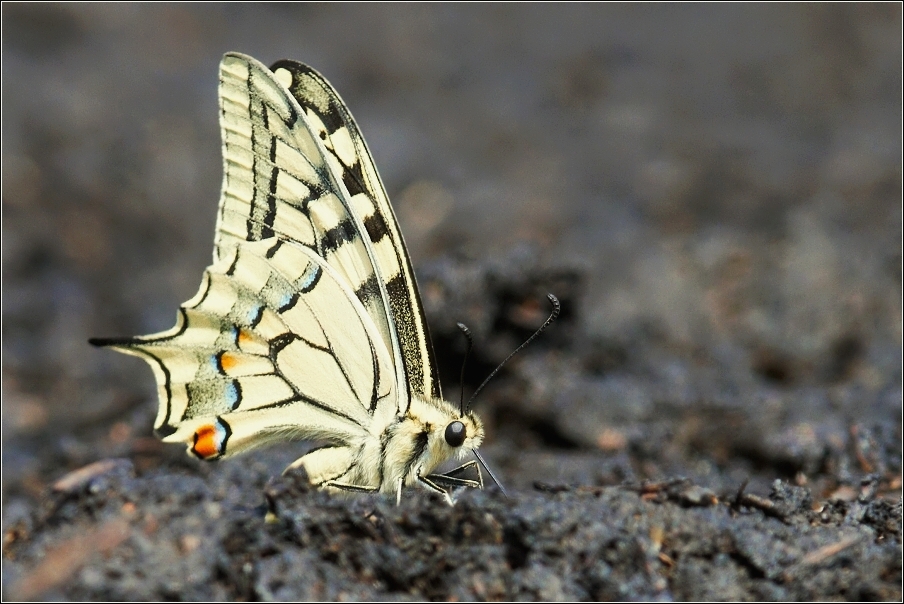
[101,237,397,459]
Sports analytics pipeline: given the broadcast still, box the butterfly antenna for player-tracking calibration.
[459,323,508,497]
[465,293,560,413]
[456,322,474,416]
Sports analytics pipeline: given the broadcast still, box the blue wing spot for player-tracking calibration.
[278,292,299,312]
[298,264,322,293]
[224,381,240,410]
[247,304,264,327]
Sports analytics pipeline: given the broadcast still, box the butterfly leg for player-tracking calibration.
[419,461,483,505]
[417,474,456,506]
[323,481,379,494]
[430,460,484,489]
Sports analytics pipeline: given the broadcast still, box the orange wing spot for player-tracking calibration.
[237,329,254,345]
[192,425,222,459]
[219,352,240,372]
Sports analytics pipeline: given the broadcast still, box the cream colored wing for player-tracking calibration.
[216,53,441,407]
[93,237,396,460]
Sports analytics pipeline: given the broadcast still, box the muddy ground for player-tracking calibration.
[3,5,901,601]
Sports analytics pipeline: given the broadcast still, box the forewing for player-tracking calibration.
[267,56,442,403]
[214,52,437,414]
[98,238,396,460]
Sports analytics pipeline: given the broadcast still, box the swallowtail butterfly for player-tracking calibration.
[92,53,555,504]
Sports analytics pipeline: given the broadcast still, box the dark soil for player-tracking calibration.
[3,5,901,601]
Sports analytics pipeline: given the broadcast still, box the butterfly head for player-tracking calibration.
[406,399,484,465]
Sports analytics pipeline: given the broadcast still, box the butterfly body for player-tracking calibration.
[92,53,487,502]
[294,398,483,496]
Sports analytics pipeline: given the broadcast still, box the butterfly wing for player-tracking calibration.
[261,55,442,405]
[96,236,397,459]
[93,53,437,461]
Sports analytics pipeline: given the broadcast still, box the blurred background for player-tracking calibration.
[3,5,901,501]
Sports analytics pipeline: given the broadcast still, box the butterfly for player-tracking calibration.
[92,52,557,504]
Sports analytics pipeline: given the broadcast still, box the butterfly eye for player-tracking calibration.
[444,421,467,448]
